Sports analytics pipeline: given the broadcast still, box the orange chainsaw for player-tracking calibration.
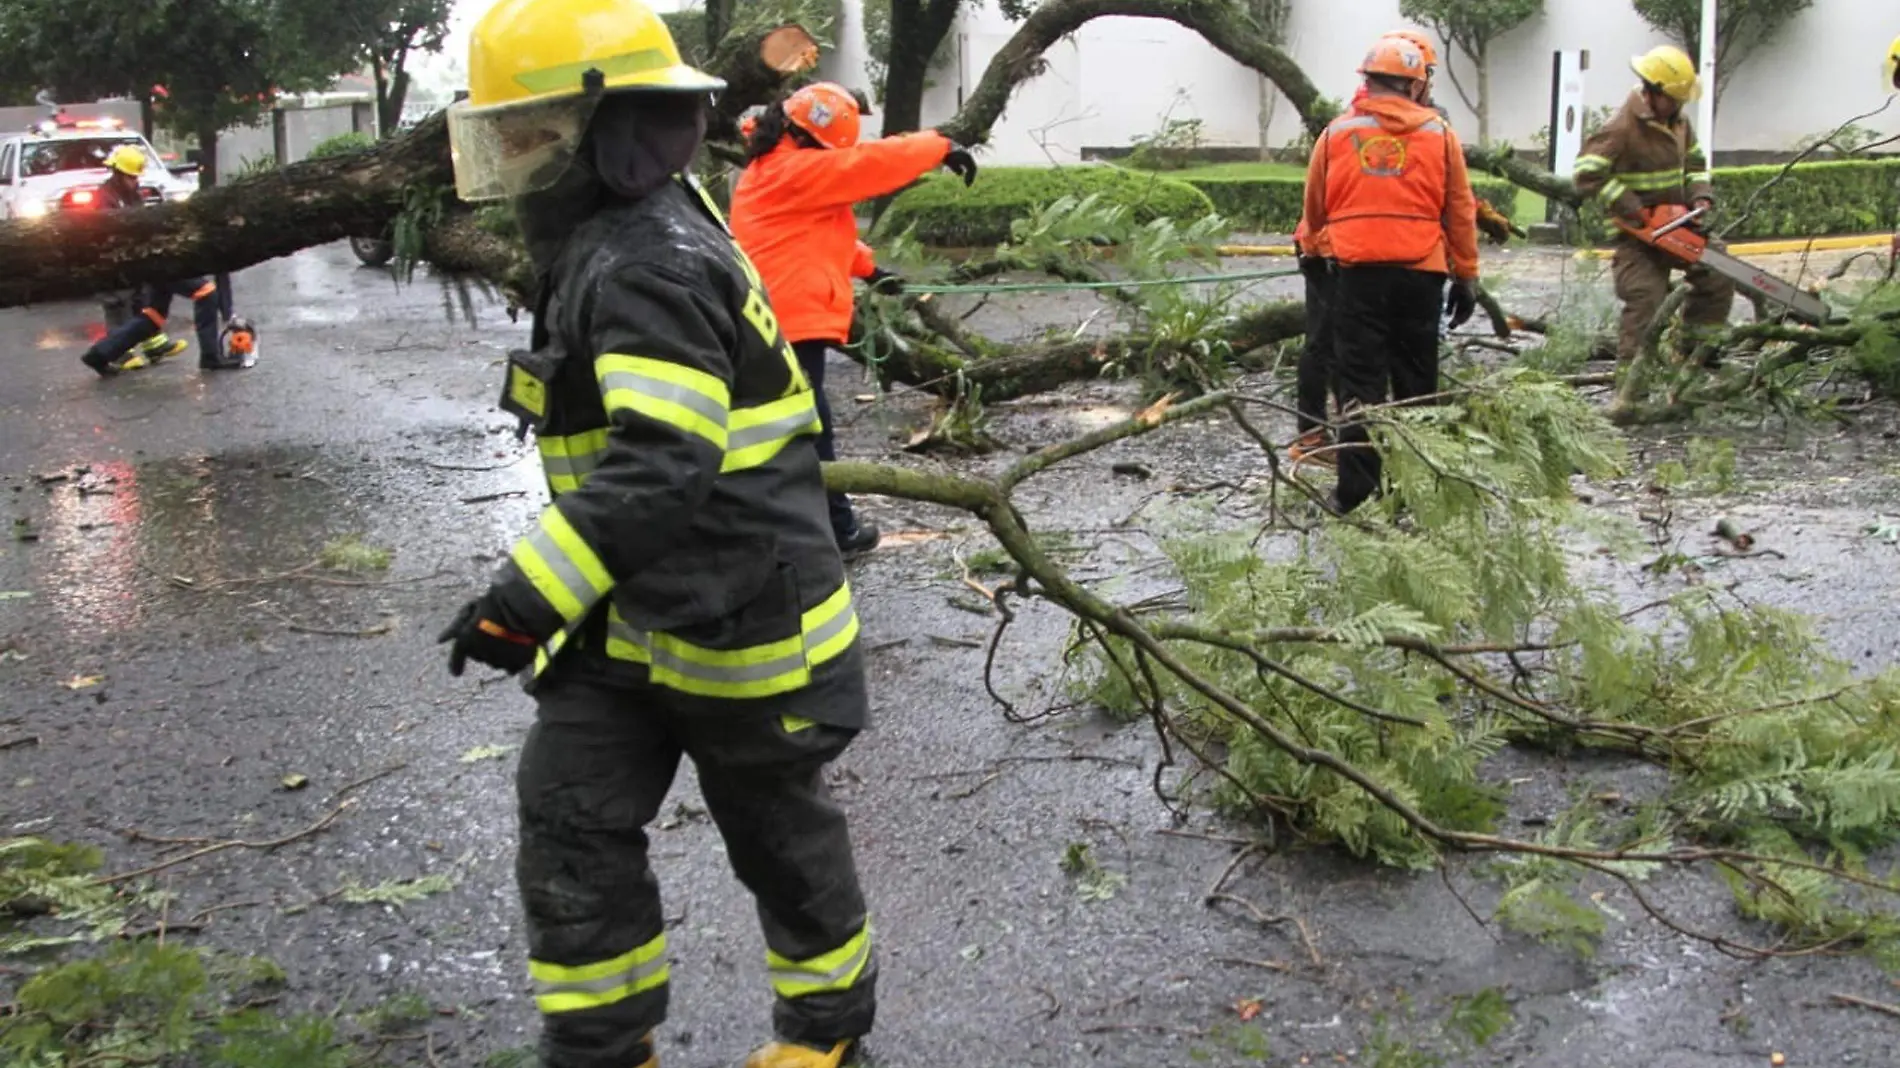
[1614,204,1830,325]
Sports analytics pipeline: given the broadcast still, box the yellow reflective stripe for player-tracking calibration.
[511,507,613,623]
[1600,179,1630,204]
[530,934,668,1014]
[595,354,730,450]
[1620,170,1684,190]
[721,393,823,474]
[1687,171,1712,186]
[603,581,857,698]
[539,428,610,493]
[767,921,871,999]
[1572,154,1613,174]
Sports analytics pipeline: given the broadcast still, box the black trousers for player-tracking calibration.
[1330,266,1447,512]
[91,277,221,365]
[518,664,876,1068]
[792,340,857,537]
[1296,256,1337,434]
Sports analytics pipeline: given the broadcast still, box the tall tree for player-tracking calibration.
[880,0,1037,135]
[345,0,454,137]
[1630,0,1814,111]
[1398,0,1544,145]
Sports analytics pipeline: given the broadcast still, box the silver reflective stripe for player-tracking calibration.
[598,370,728,427]
[651,643,804,684]
[1333,115,1382,131]
[802,602,855,652]
[769,936,871,992]
[540,451,602,480]
[533,955,666,998]
[525,525,598,608]
[728,404,819,452]
[1421,119,1445,134]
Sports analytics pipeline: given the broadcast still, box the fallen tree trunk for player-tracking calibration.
[0,25,817,310]
[848,299,1306,401]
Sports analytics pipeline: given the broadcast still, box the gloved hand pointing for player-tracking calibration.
[437,593,539,677]
[942,146,979,187]
[1446,280,1478,331]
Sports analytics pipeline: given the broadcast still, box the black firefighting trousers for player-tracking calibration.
[1296,256,1337,435]
[1331,265,1447,512]
[517,659,876,1068]
[91,277,221,364]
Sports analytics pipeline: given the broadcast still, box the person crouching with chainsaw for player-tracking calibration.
[1574,45,1736,366]
[437,2,879,1066]
[77,146,248,378]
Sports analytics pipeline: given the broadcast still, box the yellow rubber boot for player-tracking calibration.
[632,1031,658,1068]
[743,1039,854,1068]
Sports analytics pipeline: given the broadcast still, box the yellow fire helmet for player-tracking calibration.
[448,0,725,203]
[1886,34,1900,92]
[103,145,147,177]
[1631,44,1701,103]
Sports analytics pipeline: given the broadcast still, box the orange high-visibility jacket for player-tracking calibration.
[1293,85,1371,259]
[1301,93,1479,280]
[731,132,952,344]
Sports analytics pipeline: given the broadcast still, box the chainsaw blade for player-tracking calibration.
[1698,247,1830,325]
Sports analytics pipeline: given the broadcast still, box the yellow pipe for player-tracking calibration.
[1217,244,1297,257]
[1575,232,1894,260]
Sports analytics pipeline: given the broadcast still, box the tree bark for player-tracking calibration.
[881,0,964,136]
[847,299,1306,401]
[1475,41,1490,146]
[195,120,221,189]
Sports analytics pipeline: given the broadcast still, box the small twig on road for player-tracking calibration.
[102,803,352,885]
[1155,827,1259,848]
[426,1032,446,1068]
[1830,992,1900,1020]
[260,603,395,638]
[1439,866,1497,940]
[412,456,527,472]
[1205,843,1262,903]
[461,490,528,504]
[1295,917,1323,967]
[0,735,38,750]
[1207,892,1291,927]
[187,899,272,925]
[1024,985,1062,1022]
[333,762,409,800]
[1213,956,1293,973]
[1081,1024,1206,1038]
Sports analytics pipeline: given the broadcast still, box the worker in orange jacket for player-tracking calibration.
[1288,28,1443,467]
[731,83,977,554]
[1300,35,1480,514]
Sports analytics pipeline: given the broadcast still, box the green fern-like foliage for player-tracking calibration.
[1070,366,1900,957]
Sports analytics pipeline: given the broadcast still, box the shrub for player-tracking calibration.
[877,166,1217,247]
[1568,157,1900,243]
[1177,173,1519,233]
[306,131,376,160]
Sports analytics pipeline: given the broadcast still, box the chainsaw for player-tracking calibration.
[1614,204,1830,325]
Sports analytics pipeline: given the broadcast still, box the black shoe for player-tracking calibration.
[81,350,120,378]
[836,522,880,555]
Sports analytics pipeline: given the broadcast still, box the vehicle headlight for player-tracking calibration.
[167,189,193,202]
[17,197,47,219]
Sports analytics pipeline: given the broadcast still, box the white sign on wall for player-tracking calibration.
[1549,49,1589,178]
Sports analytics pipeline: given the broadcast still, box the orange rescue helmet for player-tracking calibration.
[783,82,861,150]
[1359,36,1429,82]
[1383,29,1439,69]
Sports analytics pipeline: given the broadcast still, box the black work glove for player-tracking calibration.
[865,267,905,295]
[1690,197,1715,232]
[1446,280,1478,331]
[941,146,978,186]
[437,593,539,677]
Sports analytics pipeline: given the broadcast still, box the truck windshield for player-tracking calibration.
[19,137,147,178]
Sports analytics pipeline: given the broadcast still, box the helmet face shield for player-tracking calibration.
[448,93,600,202]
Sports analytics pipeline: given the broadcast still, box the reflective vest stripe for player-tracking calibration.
[539,428,610,495]
[603,581,858,699]
[1600,179,1631,205]
[766,921,871,999]
[595,354,730,451]
[530,933,668,1014]
[511,507,613,623]
[722,392,823,474]
[1573,154,1613,175]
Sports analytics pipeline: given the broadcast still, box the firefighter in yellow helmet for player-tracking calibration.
[78,145,235,376]
[1572,45,1735,365]
[1886,35,1900,91]
[436,2,876,1067]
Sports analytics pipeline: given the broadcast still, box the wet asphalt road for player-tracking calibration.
[4,243,1900,1067]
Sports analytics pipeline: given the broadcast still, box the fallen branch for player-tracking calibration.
[101,804,352,885]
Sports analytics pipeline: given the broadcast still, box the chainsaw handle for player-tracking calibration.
[1650,205,1708,240]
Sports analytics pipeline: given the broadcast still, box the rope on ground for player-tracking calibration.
[903,267,1302,296]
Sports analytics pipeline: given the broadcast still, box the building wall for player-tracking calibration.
[824,0,1899,164]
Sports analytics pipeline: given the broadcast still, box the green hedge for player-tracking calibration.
[877,166,1216,247]
[306,131,376,160]
[1572,158,1900,242]
[1180,173,1520,233]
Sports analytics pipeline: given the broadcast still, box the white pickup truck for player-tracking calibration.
[0,116,197,221]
